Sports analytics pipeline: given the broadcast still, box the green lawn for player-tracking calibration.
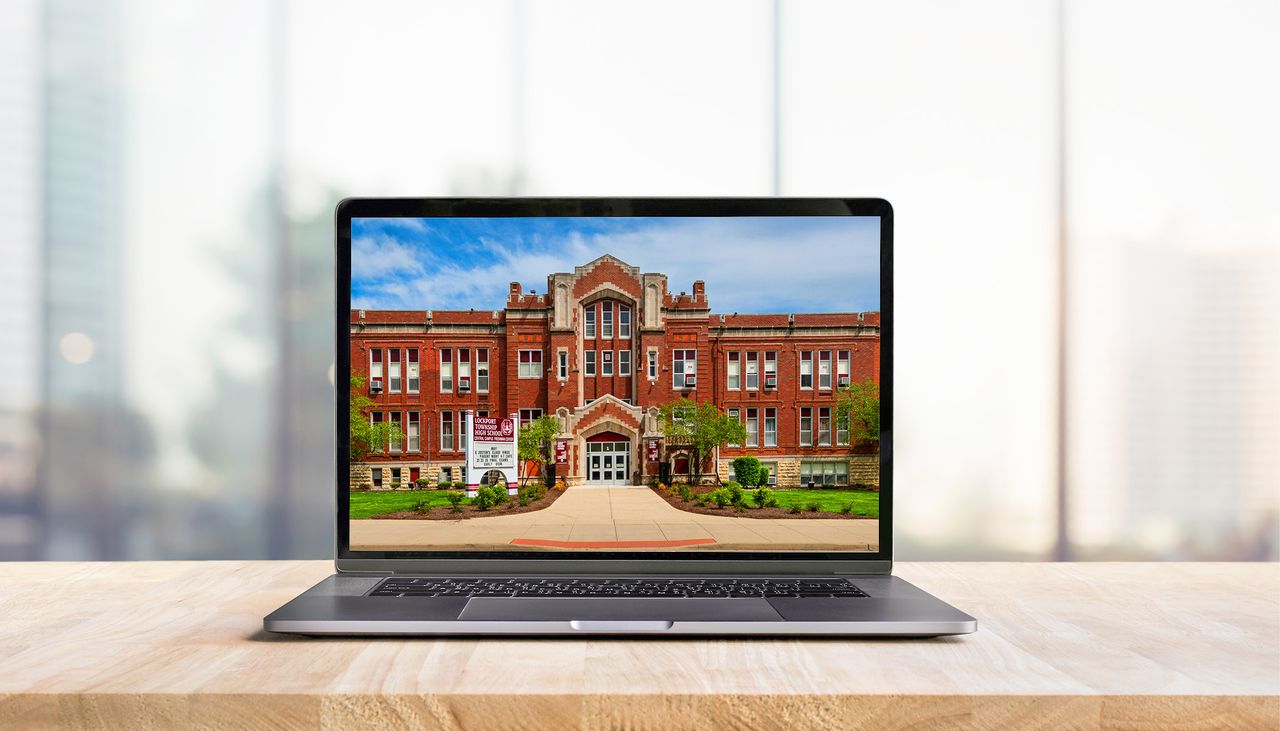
[349,489,462,519]
[766,489,879,517]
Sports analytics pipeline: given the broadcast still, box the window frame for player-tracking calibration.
[745,407,759,447]
[673,349,697,389]
[799,350,813,390]
[818,350,832,390]
[407,411,420,452]
[726,351,740,390]
[439,348,453,393]
[584,350,596,376]
[601,300,613,339]
[647,349,658,380]
[388,348,402,393]
[369,348,383,393]
[457,348,471,392]
[407,348,420,393]
[799,406,813,446]
[764,407,777,447]
[477,348,490,393]
[440,410,454,451]
[557,350,568,381]
[818,406,832,446]
[618,349,631,376]
[727,408,741,447]
[745,351,759,390]
[618,305,631,338]
[388,411,402,452]
[602,350,613,376]
[584,304,596,339]
[518,349,543,379]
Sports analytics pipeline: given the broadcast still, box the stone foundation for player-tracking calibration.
[714,454,880,488]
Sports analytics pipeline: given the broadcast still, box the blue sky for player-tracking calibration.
[351,216,879,314]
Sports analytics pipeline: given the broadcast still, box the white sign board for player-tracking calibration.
[465,413,519,497]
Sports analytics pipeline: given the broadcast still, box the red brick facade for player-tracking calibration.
[350,255,879,489]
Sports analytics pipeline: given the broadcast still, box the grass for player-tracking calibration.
[766,489,878,517]
[349,489,463,519]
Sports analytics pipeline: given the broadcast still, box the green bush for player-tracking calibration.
[752,486,774,508]
[389,481,402,489]
[765,498,779,508]
[788,505,802,515]
[731,456,763,487]
[678,485,694,502]
[437,481,452,490]
[840,502,854,515]
[709,488,733,508]
[806,501,821,513]
[413,498,432,514]
[472,485,506,511]
[415,477,430,489]
[445,491,464,512]
[723,481,745,505]
[452,481,466,490]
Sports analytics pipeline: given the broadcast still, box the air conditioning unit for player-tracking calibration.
[764,373,777,389]
[837,375,850,388]
[684,375,697,388]
[458,377,471,391]
[370,379,383,394]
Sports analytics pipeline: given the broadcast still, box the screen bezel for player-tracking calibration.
[335,198,893,575]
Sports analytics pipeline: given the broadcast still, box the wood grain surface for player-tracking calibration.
[0,561,1275,730]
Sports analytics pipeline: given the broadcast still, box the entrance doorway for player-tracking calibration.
[586,439,630,485]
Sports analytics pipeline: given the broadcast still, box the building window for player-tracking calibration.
[764,351,777,389]
[370,411,384,452]
[370,349,383,393]
[727,352,740,390]
[619,306,631,338]
[519,409,542,427]
[407,412,420,452]
[477,348,490,392]
[461,411,469,452]
[458,348,471,392]
[391,467,401,486]
[518,349,542,379]
[584,305,595,339]
[764,408,777,447]
[407,348,420,393]
[673,349,696,389]
[800,351,813,390]
[388,349,402,393]
[371,467,382,489]
[601,300,613,338]
[585,350,596,376]
[557,350,568,380]
[647,349,658,380]
[388,412,402,452]
[818,406,832,446]
[760,461,778,485]
[727,408,741,447]
[818,351,832,390]
[745,352,759,390]
[618,349,631,376]
[837,350,851,389]
[800,407,812,446]
[440,411,454,451]
[745,407,759,447]
[602,350,613,376]
[439,348,453,392]
[801,461,848,486]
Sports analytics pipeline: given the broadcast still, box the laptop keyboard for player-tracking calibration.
[369,577,868,599]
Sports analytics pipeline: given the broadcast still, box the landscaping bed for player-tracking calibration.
[649,483,878,519]
[352,484,564,520]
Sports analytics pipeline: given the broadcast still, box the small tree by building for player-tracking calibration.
[834,378,880,447]
[658,399,747,484]
[518,414,561,485]
[350,374,404,462]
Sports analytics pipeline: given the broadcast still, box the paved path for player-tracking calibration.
[350,485,879,552]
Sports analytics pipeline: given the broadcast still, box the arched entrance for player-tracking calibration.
[585,431,630,485]
[479,469,507,487]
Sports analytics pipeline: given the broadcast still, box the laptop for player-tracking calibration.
[264,197,976,636]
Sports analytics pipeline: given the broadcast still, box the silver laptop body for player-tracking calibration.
[265,197,976,637]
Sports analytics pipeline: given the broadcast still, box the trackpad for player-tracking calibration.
[459,597,782,622]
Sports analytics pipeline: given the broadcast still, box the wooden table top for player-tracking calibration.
[0,561,1275,730]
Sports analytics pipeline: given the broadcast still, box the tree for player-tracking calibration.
[657,399,747,483]
[350,375,404,462]
[518,414,561,484]
[834,378,880,447]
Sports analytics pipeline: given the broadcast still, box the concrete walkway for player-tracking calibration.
[350,485,878,552]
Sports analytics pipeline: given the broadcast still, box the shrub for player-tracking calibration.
[732,456,763,487]
[389,481,402,489]
[453,481,466,490]
[765,498,779,508]
[415,477,430,489]
[733,502,747,513]
[694,496,707,507]
[437,481,452,490]
[555,478,568,492]
[413,498,433,514]
[517,483,546,507]
[678,485,694,502]
[840,502,854,515]
[752,486,774,508]
[472,485,505,511]
[445,491,464,512]
[723,481,744,505]
[806,501,821,513]
[709,488,733,508]
[788,505,802,515]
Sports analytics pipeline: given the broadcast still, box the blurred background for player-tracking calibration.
[0,0,1275,561]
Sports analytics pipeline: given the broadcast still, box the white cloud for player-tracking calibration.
[351,233,424,280]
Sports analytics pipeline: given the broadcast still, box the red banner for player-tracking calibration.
[555,440,568,464]
[647,438,660,463]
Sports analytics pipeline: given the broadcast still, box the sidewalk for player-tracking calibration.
[350,485,878,552]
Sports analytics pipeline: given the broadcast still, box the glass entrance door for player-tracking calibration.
[587,441,630,484]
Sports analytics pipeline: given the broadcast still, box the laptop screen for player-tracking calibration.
[347,214,883,554]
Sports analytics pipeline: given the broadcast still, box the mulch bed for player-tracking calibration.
[649,485,877,520]
[371,486,565,521]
